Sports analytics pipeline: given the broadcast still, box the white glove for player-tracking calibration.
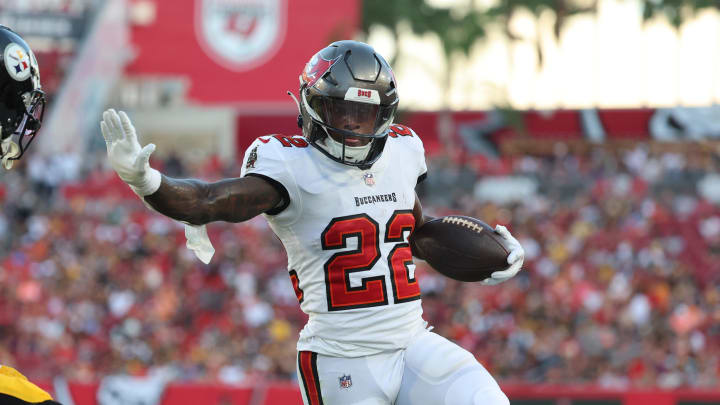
[482,225,525,285]
[100,109,161,196]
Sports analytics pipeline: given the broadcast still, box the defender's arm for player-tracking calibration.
[144,175,282,226]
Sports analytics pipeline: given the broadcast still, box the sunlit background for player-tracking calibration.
[374,0,720,109]
[2,0,720,404]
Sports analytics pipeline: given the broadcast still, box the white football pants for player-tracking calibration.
[296,328,509,405]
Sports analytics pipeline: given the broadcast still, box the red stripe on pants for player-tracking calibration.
[299,351,322,405]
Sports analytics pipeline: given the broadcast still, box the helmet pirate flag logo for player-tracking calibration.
[195,0,287,72]
[302,53,341,88]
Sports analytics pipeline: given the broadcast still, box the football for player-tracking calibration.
[410,216,510,282]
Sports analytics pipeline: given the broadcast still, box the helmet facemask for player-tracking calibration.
[301,87,396,168]
[0,85,45,169]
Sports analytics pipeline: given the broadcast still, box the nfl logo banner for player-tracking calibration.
[126,0,359,104]
[195,0,287,71]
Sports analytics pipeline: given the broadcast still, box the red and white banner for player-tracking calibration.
[126,0,359,106]
[195,0,287,72]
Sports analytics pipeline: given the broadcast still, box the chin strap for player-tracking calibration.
[321,135,373,163]
[287,91,303,128]
[1,137,20,170]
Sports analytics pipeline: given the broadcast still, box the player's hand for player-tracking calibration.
[482,225,524,285]
[100,109,161,196]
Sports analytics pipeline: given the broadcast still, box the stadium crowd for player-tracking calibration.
[1,143,720,389]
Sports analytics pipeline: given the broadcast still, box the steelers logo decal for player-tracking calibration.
[4,43,31,82]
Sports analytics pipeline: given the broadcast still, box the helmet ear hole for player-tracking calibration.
[0,83,22,138]
[0,82,17,106]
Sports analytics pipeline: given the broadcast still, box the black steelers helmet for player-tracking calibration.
[297,40,398,169]
[0,25,45,167]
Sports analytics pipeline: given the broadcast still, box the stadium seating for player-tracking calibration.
[1,144,719,391]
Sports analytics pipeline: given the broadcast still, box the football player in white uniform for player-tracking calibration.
[0,25,46,169]
[100,41,523,405]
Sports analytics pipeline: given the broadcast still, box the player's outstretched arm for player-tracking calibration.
[144,175,281,225]
[100,109,281,225]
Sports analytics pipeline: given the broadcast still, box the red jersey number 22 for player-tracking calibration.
[320,210,421,311]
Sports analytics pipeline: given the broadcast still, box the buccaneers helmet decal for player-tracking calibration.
[302,53,341,89]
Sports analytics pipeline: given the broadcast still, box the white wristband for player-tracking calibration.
[129,167,162,196]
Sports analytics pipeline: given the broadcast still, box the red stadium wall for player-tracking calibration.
[34,382,720,405]
[233,109,660,157]
[126,0,359,105]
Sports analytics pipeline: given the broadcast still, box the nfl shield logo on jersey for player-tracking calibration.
[363,173,375,186]
[339,374,352,389]
[196,0,287,71]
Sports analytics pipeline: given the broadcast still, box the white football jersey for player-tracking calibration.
[240,125,428,357]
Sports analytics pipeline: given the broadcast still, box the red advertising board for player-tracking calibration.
[126,0,359,106]
[32,381,720,405]
[232,107,716,159]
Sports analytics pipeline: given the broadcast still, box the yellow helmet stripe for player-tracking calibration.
[0,366,53,403]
